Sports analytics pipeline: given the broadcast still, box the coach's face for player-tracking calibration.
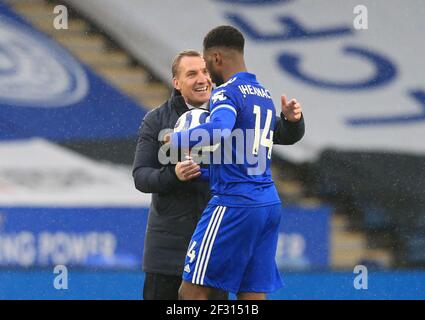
[173,56,212,107]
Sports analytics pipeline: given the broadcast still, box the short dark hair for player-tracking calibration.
[172,50,202,77]
[203,25,245,52]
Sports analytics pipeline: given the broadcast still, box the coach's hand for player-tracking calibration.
[175,158,201,181]
[281,95,302,122]
[163,132,172,145]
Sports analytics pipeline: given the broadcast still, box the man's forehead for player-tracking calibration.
[180,56,206,70]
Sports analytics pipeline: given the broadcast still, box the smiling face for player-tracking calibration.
[173,55,212,107]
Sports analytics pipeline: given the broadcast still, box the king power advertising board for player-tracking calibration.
[0,139,151,270]
[0,139,330,270]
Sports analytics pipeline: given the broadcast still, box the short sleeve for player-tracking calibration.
[209,87,240,118]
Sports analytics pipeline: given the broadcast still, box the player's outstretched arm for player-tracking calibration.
[170,107,237,149]
[273,95,305,145]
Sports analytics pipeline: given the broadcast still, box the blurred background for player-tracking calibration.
[0,0,424,299]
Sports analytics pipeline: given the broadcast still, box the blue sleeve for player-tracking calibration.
[210,88,240,114]
[171,106,237,149]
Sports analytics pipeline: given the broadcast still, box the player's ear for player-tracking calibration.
[214,52,222,66]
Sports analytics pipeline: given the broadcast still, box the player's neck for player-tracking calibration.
[223,61,248,83]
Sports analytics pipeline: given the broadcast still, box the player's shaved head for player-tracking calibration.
[203,25,245,53]
[202,26,247,86]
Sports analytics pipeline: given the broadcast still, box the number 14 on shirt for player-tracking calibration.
[252,104,274,159]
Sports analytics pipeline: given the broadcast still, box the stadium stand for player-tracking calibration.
[2,0,425,298]
[0,0,425,299]
[5,0,399,271]
[272,159,394,269]
[309,150,425,267]
[8,0,171,110]
[5,0,171,164]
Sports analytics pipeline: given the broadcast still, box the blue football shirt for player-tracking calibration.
[207,72,281,207]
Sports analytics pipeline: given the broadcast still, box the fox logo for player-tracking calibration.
[211,90,227,104]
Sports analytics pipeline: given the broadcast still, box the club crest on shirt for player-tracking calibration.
[211,90,228,104]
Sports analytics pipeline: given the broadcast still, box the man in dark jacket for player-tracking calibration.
[133,50,304,300]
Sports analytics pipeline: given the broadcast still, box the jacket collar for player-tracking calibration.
[170,89,189,116]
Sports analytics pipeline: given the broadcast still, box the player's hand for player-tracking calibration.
[281,95,302,122]
[175,157,201,181]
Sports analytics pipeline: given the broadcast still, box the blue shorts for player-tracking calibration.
[182,203,283,294]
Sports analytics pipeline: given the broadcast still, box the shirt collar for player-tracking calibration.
[187,102,209,110]
[230,71,257,81]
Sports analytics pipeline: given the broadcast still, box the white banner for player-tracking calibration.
[66,0,425,161]
[0,139,150,206]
